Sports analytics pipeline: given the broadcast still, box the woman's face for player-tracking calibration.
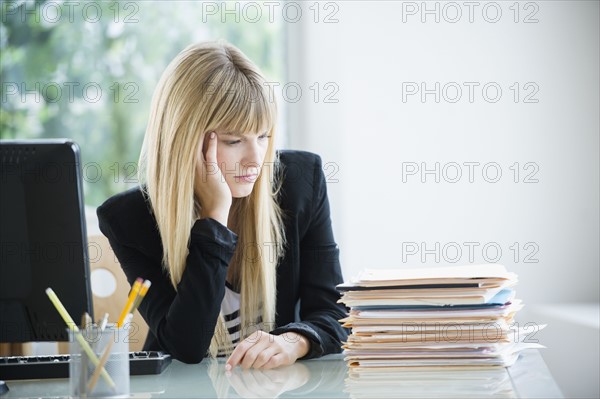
[206,130,271,198]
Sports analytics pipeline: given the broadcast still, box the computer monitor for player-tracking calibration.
[0,139,93,342]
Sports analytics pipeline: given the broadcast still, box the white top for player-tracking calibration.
[221,283,242,346]
[217,282,262,357]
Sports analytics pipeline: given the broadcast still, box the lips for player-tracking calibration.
[234,174,258,183]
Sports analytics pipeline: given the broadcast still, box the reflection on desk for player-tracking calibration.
[346,367,514,398]
[3,350,562,398]
[208,358,347,398]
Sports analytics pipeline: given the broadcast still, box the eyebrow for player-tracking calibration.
[219,131,267,137]
[219,132,244,137]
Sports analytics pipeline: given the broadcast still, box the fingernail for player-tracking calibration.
[211,132,216,139]
[225,363,231,371]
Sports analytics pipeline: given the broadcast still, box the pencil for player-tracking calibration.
[90,279,151,392]
[130,280,152,315]
[80,313,92,396]
[87,314,134,392]
[117,277,143,327]
[45,288,115,388]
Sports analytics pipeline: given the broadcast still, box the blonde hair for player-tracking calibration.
[138,41,286,357]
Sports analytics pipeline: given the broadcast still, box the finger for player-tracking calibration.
[240,343,266,370]
[261,353,287,370]
[203,131,217,163]
[251,346,278,369]
[239,335,271,369]
[226,333,262,370]
[226,343,247,371]
[199,132,210,162]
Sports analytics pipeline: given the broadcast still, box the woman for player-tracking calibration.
[97,40,347,370]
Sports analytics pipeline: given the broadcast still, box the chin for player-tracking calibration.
[230,186,254,198]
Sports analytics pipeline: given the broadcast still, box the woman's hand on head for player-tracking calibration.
[225,331,310,371]
[194,131,232,227]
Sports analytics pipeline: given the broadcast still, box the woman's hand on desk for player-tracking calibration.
[225,331,310,370]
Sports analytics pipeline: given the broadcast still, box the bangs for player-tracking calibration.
[204,68,276,135]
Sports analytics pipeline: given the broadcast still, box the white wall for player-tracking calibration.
[286,1,599,306]
[286,2,599,396]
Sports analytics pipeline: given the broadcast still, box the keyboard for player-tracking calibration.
[0,351,172,380]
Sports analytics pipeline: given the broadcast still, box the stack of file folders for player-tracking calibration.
[337,264,543,372]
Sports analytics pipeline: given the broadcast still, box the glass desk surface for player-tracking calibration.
[3,350,563,398]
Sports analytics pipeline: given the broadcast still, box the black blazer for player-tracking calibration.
[97,150,348,363]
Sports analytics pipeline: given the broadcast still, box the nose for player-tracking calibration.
[241,139,263,174]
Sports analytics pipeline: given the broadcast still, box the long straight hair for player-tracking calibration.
[138,41,286,357]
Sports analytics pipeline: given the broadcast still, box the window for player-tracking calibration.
[1,0,286,206]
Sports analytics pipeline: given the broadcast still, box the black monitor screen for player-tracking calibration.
[0,139,93,342]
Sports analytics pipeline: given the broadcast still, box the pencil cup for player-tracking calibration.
[68,325,130,398]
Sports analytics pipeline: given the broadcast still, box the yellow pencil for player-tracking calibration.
[45,288,115,388]
[90,280,151,392]
[87,278,143,391]
[130,280,152,315]
[117,277,143,327]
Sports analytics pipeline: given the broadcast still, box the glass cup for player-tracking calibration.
[68,325,130,398]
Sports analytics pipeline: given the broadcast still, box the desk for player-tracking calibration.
[4,350,562,398]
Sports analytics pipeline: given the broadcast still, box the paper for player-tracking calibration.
[338,264,540,371]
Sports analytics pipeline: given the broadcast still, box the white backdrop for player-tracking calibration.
[284,2,599,396]
[285,0,599,305]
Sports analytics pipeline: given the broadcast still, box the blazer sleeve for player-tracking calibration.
[271,155,349,358]
[97,207,237,364]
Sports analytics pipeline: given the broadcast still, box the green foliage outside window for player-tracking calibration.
[1,0,285,206]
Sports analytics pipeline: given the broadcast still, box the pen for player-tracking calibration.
[91,313,109,353]
[99,313,109,332]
